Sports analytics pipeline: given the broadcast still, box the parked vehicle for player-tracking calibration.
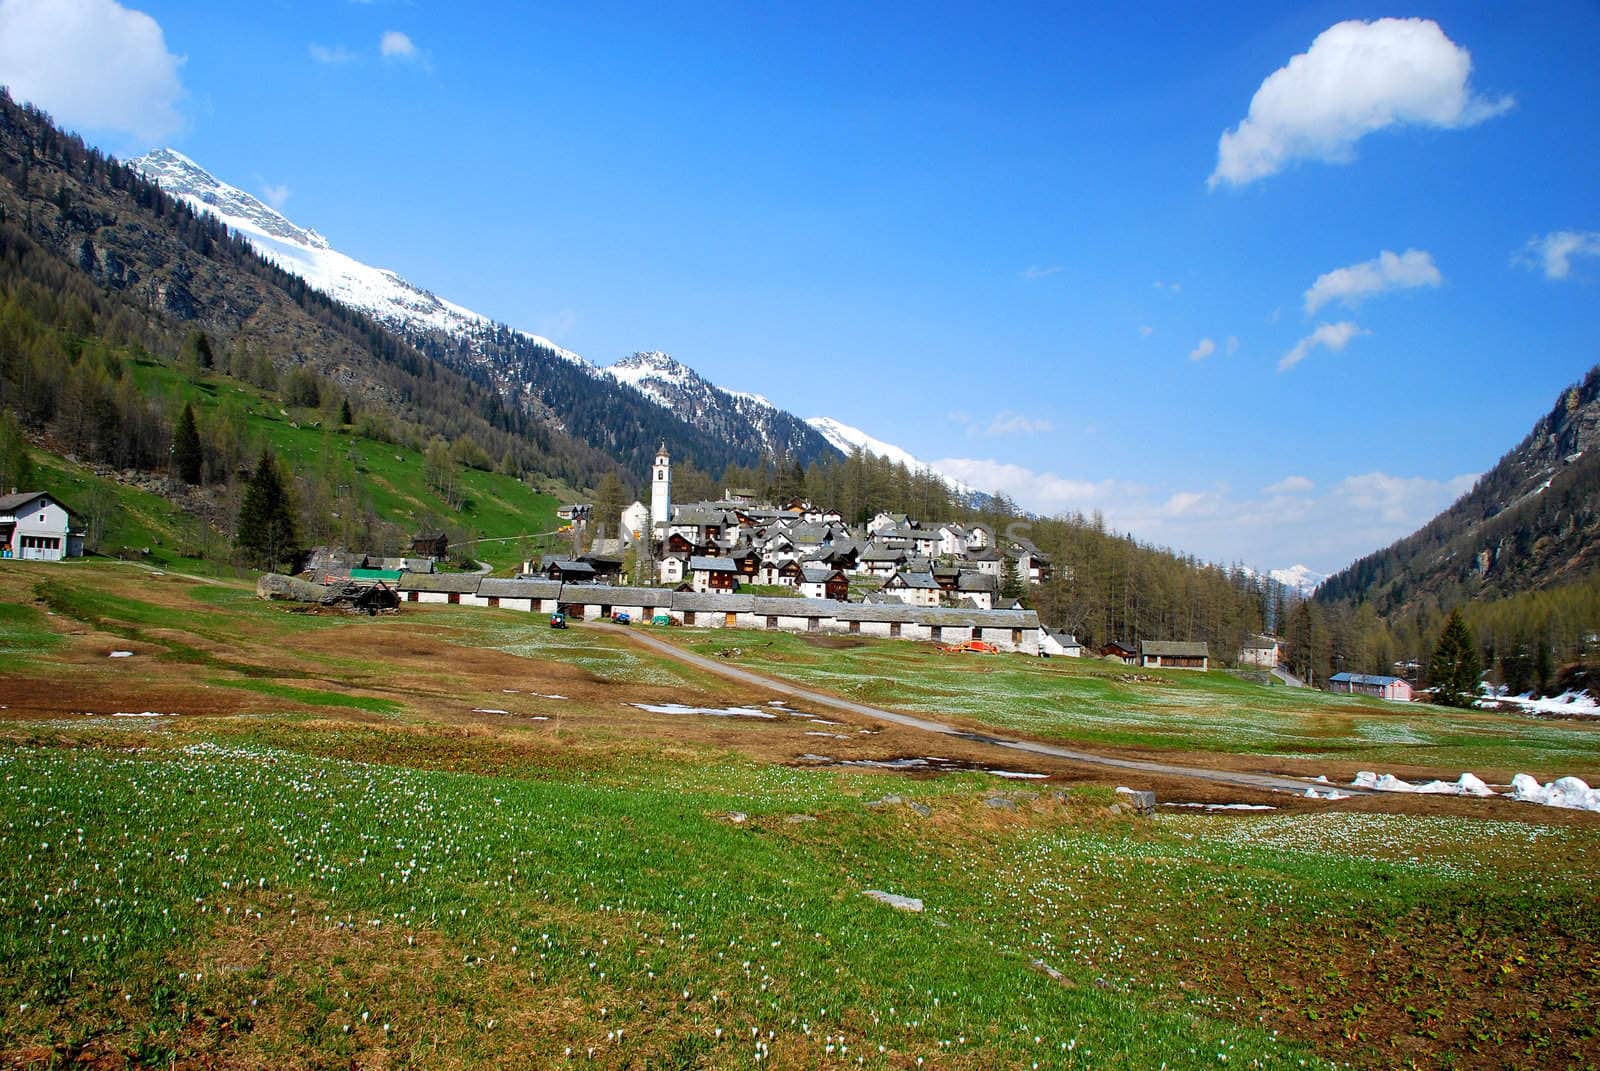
[549,611,567,629]
[651,614,671,627]
[612,611,631,625]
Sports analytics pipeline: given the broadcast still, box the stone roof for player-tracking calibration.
[672,592,756,612]
[0,490,50,513]
[476,577,562,599]
[1140,641,1210,658]
[886,570,941,590]
[560,584,673,607]
[956,572,997,592]
[397,572,484,594]
[689,555,738,573]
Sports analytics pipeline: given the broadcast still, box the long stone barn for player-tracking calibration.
[396,576,1042,653]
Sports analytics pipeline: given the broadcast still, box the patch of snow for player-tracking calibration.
[1162,802,1278,811]
[1510,774,1600,812]
[1351,770,1598,812]
[472,708,511,715]
[1351,771,1497,796]
[1484,690,1599,718]
[631,703,778,719]
[109,651,134,658]
[987,770,1049,780]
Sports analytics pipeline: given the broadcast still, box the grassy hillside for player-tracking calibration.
[1,562,1596,1070]
[23,352,567,574]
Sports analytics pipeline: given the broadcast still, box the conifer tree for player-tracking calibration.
[236,448,301,572]
[1428,608,1481,708]
[593,472,627,539]
[180,329,214,371]
[999,554,1024,601]
[172,403,202,484]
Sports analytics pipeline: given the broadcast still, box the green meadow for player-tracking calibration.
[670,627,1600,778]
[0,564,1596,1069]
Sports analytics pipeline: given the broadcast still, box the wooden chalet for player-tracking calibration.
[411,531,449,560]
[798,566,850,602]
[1100,640,1137,664]
[1140,641,1210,671]
[689,555,740,593]
[544,559,599,584]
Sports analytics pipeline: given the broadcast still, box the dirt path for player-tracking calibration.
[601,623,1355,797]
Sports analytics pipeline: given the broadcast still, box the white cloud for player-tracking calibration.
[985,412,1053,437]
[1226,336,1239,355]
[1139,325,1154,338]
[1515,231,1600,280]
[1209,18,1512,189]
[1021,265,1063,280]
[1188,337,1216,361]
[380,30,418,59]
[930,452,1477,574]
[1264,475,1314,495]
[1154,280,1181,294]
[1303,249,1443,314]
[309,42,356,65]
[259,182,291,210]
[949,411,1052,437]
[930,457,1138,517]
[1278,320,1367,372]
[0,0,185,143]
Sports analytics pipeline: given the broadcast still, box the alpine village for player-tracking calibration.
[2,12,1599,1071]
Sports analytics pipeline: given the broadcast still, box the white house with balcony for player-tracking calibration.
[0,491,82,561]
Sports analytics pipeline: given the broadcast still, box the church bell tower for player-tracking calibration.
[650,443,671,529]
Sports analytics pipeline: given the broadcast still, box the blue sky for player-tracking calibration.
[2,1,1597,575]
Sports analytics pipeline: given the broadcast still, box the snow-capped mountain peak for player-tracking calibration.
[805,416,925,471]
[129,148,584,363]
[1269,564,1327,592]
[133,148,330,251]
[602,352,837,461]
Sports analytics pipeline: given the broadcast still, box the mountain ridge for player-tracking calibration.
[130,148,840,471]
[1317,365,1600,614]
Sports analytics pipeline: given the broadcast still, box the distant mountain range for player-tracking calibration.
[1318,366,1600,613]
[130,149,839,474]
